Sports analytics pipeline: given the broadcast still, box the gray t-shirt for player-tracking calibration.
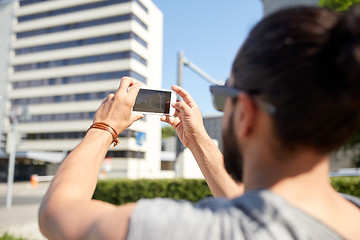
[127,190,346,240]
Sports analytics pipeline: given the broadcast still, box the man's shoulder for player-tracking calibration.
[127,190,344,240]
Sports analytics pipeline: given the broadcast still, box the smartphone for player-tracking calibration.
[133,88,176,115]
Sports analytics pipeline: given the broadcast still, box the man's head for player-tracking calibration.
[218,6,360,182]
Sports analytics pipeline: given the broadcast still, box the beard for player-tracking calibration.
[223,112,243,183]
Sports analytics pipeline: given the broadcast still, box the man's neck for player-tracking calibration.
[243,149,333,197]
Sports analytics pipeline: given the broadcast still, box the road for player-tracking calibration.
[0,182,50,239]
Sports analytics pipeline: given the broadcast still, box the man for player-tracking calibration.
[39,6,360,240]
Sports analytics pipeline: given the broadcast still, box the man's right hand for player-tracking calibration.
[160,85,208,148]
[161,85,243,198]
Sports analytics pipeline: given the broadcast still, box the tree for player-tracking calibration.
[319,0,360,11]
[161,126,175,139]
[319,0,360,167]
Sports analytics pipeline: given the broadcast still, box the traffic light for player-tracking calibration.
[0,132,6,152]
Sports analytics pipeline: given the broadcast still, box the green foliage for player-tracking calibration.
[343,132,360,167]
[319,0,360,11]
[93,179,212,204]
[161,126,175,139]
[0,233,26,240]
[331,176,360,198]
[93,177,360,205]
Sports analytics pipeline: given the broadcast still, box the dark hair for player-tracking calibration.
[231,6,360,153]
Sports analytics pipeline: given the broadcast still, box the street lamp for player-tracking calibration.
[174,51,223,177]
[6,105,30,209]
[177,51,224,88]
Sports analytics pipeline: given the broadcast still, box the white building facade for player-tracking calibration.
[4,0,163,179]
[0,0,14,154]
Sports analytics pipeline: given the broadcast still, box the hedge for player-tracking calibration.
[0,233,25,240]
[93,177,360,204]
[331,176,360,198]
[93,179,212,204]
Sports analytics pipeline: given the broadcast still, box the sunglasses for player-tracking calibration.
[209,85,277,115]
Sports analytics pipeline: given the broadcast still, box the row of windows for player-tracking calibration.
[13,51,147,72]
[19,110,146,123]
[106,150,145,159]
[25,130,139,140]
[19,0,47,7]
[16,14,147,39]
[19,0,148,21]
[19,111,95,123]
[135,0,148,13]
[20,0,132,21]
[12,70,147,89]
[15,32,147,55]
[12,91,114,106]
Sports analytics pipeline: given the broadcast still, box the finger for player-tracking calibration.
[160,115,175,126]
[107,93,115,100]
[117,76,134,95]
[171,85,197,108]
[127,81,142,103]
[172,101,191,115]
[131,113,144,122]
[173,109,180,118]
[172,116,181,128]
[160,115,167,122]
[102,94,114,104]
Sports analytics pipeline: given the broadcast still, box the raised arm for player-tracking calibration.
[161,85,243,198]
[38,77,143,240]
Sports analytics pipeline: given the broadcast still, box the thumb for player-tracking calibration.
[131,113,144,122]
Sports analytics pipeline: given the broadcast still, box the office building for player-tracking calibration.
[0,0,14,155]
[203,114,223,151]
[3,0,163,179]
[262,0,318,15]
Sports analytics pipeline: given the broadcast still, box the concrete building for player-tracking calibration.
[2,0,163,179]
[0,0,14,155]
[160,136,176,178]
[262,0,318,15]
[203,113,223,151]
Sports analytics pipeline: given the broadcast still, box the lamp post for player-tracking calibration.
[177,51,223,88]
[174,51,223,177]
[6,105,30,209]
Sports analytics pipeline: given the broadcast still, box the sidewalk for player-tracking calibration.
[0,182,50,240]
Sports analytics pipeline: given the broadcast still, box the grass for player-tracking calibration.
[0,233,26,240]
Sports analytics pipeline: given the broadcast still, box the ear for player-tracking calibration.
[233,93,256,138]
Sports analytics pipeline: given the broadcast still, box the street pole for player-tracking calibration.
[177,51,184,88]
[174,51,223,178]
[6,113,18,209]
[174,51,184,177]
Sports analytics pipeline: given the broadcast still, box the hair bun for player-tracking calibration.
[326,5,360,108]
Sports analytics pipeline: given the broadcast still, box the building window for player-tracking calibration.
[16,13,147,39]
[161,161,175,171]
[25,130,139,140]
[13,51,147,72]
[106,150,145,159]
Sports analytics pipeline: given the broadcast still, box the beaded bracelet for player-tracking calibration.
[88,122,120,147]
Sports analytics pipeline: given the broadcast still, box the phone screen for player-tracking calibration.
[133,89,171,114]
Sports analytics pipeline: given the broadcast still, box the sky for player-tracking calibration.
[152,0,263,115]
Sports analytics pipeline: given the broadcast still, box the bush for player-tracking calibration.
[0,233,26,240]
[331,176,360,198]
[93,177,360,205]
[93,179,212,205]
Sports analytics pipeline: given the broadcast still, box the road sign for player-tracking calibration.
[136,132,145,146]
